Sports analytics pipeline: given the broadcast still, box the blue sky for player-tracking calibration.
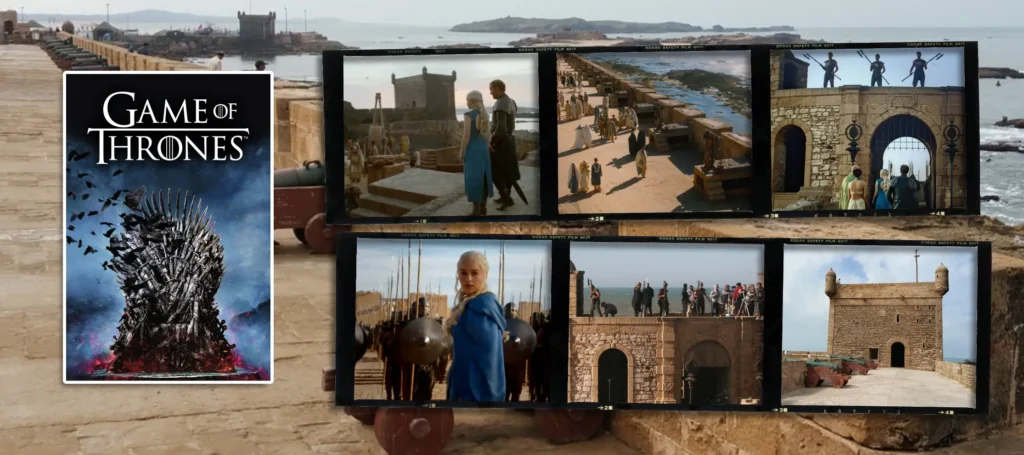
[782,244,978,362]
[355,238,551,308]
[569,242,763,288]
[794,47,964,89]
[343,54,539,109]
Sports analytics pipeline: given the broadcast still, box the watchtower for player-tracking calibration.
[237,11,276,40]
[823,265,948,370]
[391,66,458,121]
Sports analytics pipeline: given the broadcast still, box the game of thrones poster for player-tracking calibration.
[62,72,274,383]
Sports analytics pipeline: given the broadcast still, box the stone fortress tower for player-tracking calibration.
[391,67,457,121]
[824,264,949,370]
[237,11,276,41]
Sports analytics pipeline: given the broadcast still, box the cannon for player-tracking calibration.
[833,356,871,375]
[503,318,537,364]
[273,160,340,254]
[804,361,850,388]
[398,316,448,365]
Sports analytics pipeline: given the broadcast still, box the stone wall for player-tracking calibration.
[769,49,969,210]
[827,281,945,370]
[57,32,205,71]
[569,317,671,403]
[781,359,805,395]
[936,360,977,391]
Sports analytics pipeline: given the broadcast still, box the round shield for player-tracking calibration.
[399,317,448,365]
[503,318,537,364]
[354,323,368,364]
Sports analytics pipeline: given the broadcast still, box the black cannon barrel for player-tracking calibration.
[64,53,97,60]
[502,318,537,364]
[398,317,448,365]
[68,66,112,71]
[274,161,325,187]
[72,59,108,66]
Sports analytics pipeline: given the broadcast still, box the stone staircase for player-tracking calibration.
[354,368,384,385]
[350,168,465,218]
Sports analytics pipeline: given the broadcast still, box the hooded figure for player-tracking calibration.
[567,162,579,194]
[636,146,648,178]
[628,130,638,158]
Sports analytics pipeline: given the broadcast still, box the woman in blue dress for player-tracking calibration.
[461,91,495,216]
[445,251,507,402]
[873,168,893,209]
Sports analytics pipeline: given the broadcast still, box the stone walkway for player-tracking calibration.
[0,44,636,455]
[555,60,750,215]
[781,367,975,408]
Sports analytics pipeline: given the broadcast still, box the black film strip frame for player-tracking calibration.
[773,238,990,416]
[322,41,979,225]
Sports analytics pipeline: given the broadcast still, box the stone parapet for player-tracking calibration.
[781,359,806,395]
[936,360,977,391]
[57,32,205,71]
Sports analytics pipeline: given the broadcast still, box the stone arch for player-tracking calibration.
[771,118,813,194]
[679,340,732,405]
[2,20,12,35]
[591,343,636,402]
[884,337,911,368]
[861,109,941,208]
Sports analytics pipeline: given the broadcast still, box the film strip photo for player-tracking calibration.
[564,237,774,412]
[335,233,566,409]
[768,43,981,218]
[323,42,980,225]
[778,239,990,415]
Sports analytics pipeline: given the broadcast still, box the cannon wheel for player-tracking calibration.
[374,407,454,455]
[832,375,847,388]
[805,371,820,388]
[293,228,308,245]
[344,406,378,426]
[303,213,335,254]
[534,409,606,444]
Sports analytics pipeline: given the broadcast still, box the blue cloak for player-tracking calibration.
[447,292,507,402]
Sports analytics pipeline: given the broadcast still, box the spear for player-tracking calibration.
[415,240,422,319]
[539,262,544,312]
[856,49,889,85]
[803,53,842,81]
[903,52,943,82]
[405,239,414,401]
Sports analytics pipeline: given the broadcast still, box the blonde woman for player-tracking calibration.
[460,91,495,216]
[445,251,507,402]
[874,168,893,209]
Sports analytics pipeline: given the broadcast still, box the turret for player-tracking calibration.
[452,70,457,81]
[422,66,428,74]
[825,268,837,297]
[391,73,395,84]
[935,263,949,295]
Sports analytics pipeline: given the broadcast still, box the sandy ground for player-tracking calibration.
[555,60,748,215]
[0,44,636,455]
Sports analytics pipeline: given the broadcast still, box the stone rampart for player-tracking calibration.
[566,54,753,160]
[781,359,805,395]
[936,360,977,391]
[57,32,205,71]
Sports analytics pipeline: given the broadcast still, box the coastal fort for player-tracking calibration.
[1,26,1023,455]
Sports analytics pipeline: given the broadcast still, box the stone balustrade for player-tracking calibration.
[935,360,977,391]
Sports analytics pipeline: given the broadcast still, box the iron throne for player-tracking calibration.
[107,187,236,374]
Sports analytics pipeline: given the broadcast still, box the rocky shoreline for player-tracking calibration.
[450,17,793,34]
[979,67,1024,79]
[509,32,822,47]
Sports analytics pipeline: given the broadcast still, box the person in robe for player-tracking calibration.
[682,283,692,317]
[583,92,589,104]
[631,283,643,317]
[570,92,577,105]
[636,129,647,157]
[709,284,720,317]
[445,251,507,402]
[575,98,584,121]
[205,51,224,71]
[636,145,649,178]
[591,157,603,192]
[628,129,638,158]
[839,166,860,210]
[527,313,550,402]
[847,167,868,210]
[643,281,655,316]
[657,282,669,316]
[889,164,919,210]
[348,146,365,184]
[567,162,580,194]
[461,91,495,216]
[401,134,410,155]
[745,284,757,317]
[489,80,521,211]
[755,282,764,320]
[606,115,618,142]
[873,168,893,209]
[579,160,591,193]
[503,304,526,402]
[593,104,602,127]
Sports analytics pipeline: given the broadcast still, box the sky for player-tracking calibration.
[794,48,965,89]
[355,238,551,308]
[782,244,978,362]
[569,242,764,288]
[342,54,539,109]
[23,1,1022,28]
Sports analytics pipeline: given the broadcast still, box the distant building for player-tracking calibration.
[91,21,121,41]
[237,11,276,41]
[1,10,16,35]
[391,67,457,122]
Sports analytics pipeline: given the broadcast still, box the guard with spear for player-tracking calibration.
[805,52,841,88]
[903,51,943,87]
[857,50,888,86]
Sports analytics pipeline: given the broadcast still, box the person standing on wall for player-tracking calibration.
[823,52,839,88]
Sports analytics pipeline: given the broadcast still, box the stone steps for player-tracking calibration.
[357,193,421,217]
[349,207,392,218]
[367,181,438,205]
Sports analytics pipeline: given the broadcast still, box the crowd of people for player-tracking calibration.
[587,280,764,319]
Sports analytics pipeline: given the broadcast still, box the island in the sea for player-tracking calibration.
[600,59,752,118]
[450,17,794,34]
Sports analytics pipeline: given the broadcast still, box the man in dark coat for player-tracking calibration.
[489,79,521,211]
[888,164,919,210]
[527,313,550,402]
[643,282,655,316]
[631,283,643,317]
